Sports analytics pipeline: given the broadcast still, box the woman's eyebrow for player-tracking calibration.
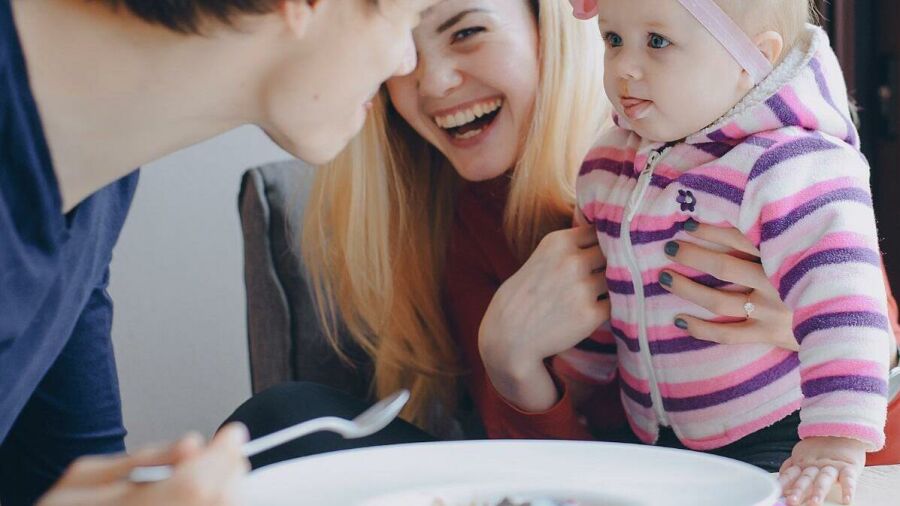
[436,8,489,33]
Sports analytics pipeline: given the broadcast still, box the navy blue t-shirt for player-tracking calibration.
[0,1,139,504]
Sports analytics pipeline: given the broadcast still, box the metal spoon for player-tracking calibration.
[128,389,410,483]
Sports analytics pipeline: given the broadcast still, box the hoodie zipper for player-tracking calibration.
[622,148,671,427]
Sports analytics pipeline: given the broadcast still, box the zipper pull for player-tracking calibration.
[644,150,661,173]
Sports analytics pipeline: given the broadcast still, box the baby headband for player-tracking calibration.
[569,0,773,84]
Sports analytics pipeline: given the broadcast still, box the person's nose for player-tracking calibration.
[394,34,418,77]
[612,47,644,82]
[416,54,463,98]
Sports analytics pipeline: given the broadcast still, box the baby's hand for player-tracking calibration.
[779,437,867,506]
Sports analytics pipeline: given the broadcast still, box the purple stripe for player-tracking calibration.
[766,93,801,127]
[609,275,730,298]
[748,137,838,181]
[575,338,617,354]
[662,354,800,412]
[803,375,888,398]
[778,247,881,299]
[650,173,674,189]
[650,336,717,354]
[707,130,734,142]
[760,187,873,242]
[595,219,622,239]
[611,324,640,352]
[809,57,858,147]
[692,142,734,158]
[610,324,718,355]
[579,157,636,177]
[630,222,682,245]
[596,218,681,244]
[795,311,889,344]
[678,174,743,205]
[621,379,653,408]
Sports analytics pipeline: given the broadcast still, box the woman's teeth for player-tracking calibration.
[434,98,503,130]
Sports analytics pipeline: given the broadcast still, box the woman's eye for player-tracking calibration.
[648,33,671,49]
[452,27,485,43]
[603,32,624,48]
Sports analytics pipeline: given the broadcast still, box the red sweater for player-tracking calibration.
[443,177,900,463]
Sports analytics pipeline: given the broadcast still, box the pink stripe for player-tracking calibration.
[581,201,624,223]
[625,413,657,444]
[771,231,875,287]
[801,359,884,382]
[681,400,802,450]
[779,86,821,130]
[799,423,884,450]
[719,122,750,140]
[759,177,858,224]
[618,362,650,393]
[794,295,884,324]
[658,349,792,397]
[584,145,635,163]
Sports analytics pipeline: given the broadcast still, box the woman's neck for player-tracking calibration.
[12,0,277,211]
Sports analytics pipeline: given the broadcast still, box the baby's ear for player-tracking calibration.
[754,30,785,66]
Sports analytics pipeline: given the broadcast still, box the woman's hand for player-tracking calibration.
[479,225,610,412]
[37,424,249,506]
[657,219,798,351]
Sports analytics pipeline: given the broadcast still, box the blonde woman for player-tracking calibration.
[227,0,900,469]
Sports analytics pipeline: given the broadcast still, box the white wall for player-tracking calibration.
[109,125,290,448]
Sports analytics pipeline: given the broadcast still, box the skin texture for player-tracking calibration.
[387,0,540,182]
[13,1,439,504]
[596,0,780,142]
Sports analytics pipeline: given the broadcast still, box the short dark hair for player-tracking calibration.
[102,0,377,35]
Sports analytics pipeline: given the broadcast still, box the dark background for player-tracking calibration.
[815,0,900,288]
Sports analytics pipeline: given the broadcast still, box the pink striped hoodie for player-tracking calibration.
[560,25,890,451]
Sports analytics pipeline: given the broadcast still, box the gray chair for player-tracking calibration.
[238,161,482,439]
[238,160,373,400]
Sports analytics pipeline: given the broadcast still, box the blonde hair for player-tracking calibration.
[301,0,607,434]
[719,0,816,52]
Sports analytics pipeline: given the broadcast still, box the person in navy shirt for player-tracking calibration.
[0,0,433,504]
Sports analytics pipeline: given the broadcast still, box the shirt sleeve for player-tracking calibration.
[443,216,594,441]
[738,135,890,451]
[0,267,127,505]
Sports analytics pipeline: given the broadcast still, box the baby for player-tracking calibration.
[562,1,890,505]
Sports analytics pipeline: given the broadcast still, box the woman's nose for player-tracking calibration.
[416,57,463,98]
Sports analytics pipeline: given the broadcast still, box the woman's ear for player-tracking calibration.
[281,0,317,39]
[754,30,785,65]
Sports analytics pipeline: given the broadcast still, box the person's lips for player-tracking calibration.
[620,96,653,120]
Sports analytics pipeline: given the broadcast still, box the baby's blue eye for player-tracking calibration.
[648,33,671,49]
[604,32,624,47]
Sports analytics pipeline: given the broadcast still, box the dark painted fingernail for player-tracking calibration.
[674,318,689,330]
[659,271,673,287]
[597,292,609,301]
[683,218,699,232]
[664,241,680,257]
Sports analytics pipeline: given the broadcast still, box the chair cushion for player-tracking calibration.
[239,161,372,400]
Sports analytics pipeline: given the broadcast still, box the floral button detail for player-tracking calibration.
[677,190,697,212]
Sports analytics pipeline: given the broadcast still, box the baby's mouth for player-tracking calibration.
[433,98,503,140]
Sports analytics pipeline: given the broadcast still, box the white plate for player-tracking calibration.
[239,440,780,506]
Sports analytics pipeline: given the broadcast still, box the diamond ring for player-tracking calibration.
[743,301,756,319]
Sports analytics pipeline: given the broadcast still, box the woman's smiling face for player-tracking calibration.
[386,0,540,182]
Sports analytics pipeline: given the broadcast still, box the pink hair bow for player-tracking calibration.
[569,0,600,20]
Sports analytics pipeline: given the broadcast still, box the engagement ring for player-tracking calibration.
[743,301,756,319]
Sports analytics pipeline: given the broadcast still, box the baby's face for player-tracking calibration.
[597,0,754,142]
